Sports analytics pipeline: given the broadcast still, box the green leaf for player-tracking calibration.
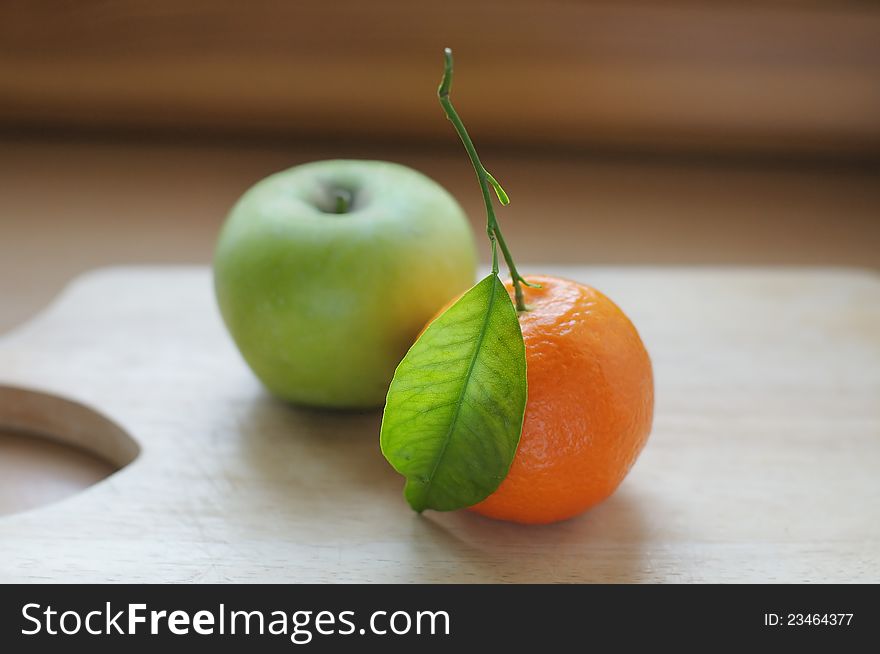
[485,171,510,205]
[380,274,527,512]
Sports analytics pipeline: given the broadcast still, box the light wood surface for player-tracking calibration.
[0,265,877,583]
[2,1,879,157]
[0,429,117,517]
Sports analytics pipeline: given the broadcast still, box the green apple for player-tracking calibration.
[214,159,477,408]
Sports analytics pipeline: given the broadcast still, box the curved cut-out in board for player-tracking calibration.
[0,385,139,516]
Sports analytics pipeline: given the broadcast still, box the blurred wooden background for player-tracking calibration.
[1,0,879,158]
[0,0,878,333]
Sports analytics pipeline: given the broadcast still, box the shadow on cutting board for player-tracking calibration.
[232,392,652,582]
[236,395,400,505]
[416,490,651,583]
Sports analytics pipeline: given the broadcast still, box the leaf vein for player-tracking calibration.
[418,277,500,505]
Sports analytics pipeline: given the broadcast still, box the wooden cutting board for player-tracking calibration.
[1,266,878,583]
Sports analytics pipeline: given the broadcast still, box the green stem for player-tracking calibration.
[437,47,536,312]
[332,189,352,214]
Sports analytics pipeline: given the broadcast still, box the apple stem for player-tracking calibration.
[332,189,352,214]
[437,47,538,312]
